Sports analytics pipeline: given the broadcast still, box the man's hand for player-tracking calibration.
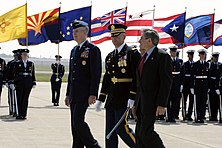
[95,100,102,112]
[180,85,183,93]
[88,95,96,105]
[127,99,135,109]
[156,106,166,116]
[10,84,15,90]
[216,89,220,95]
[65,96,70,107]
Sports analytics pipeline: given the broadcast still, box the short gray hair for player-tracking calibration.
[141,29,159,46]
[79,26,89,35]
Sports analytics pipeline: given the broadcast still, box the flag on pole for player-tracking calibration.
[58,6,91,42]
[161,12,186,43]
[125,10,153,43]
[154,13,185,44]
[213,19,222,46]
[91,7,127,44]
[0,4,27,43]
[184,14,214,46]
[18,8,60,45]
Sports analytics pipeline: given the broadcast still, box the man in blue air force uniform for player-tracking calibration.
[65,20,102,148]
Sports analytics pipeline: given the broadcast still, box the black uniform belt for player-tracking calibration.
[172,72,180,75]
[195,76,207,79]
[111,77,133,84]
[19,72,32,76]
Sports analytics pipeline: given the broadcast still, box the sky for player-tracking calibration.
[0,0,222,61]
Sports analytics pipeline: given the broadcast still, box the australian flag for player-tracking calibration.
[161,12,186,43]
[184,14,214,46]
[18,8,60,46]
[58,6,91,42]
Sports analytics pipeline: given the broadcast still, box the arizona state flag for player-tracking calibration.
[0,4,27,43]
[18,7,60,45]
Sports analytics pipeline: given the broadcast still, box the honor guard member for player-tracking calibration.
[190,49,209,123]
[12,49,36,120]
[50,55,65,106]
[208,52,221,121]
[0,55,6,104]
[95,24,140,148]
[64,20,102,148]
[166,46,183,122]
[6,49,21,115]
[181,50,195,121]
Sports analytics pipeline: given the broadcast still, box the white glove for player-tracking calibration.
[10,84,15,90]
[190,88,194,94]
[95,100,102,112]
[56,78,60,82]
[33,85,36,88]
[208,89,210,93]
[180,85,183,92]
[216,89,220,95]
[127,99,135,109]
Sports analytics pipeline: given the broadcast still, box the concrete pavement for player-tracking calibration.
[0,82,222,148]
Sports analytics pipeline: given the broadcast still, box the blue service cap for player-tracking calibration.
[55,55,62,59]
[72,20,88,29]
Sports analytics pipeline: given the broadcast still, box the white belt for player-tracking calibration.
[210,77,216,79]
[196,76,207,79]
[185,74,191,77]
[172,72,180,75]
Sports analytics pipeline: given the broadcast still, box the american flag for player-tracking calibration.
[91,7,127,44]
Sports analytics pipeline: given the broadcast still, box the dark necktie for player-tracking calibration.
[139,53,147,77]
[75,46,80,59]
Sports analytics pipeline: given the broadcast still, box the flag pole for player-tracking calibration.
[152,5,155,29]
[57,2,62,56]
[89,1,92,42]
[211,8,215,54]
[182,7,187,60]
[25,1,28,49]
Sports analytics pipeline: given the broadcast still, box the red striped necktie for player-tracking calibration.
[139,53,147,77]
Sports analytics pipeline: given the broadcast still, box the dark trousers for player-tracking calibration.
[167,79,180,120]
[15,78,32,117]
[194,80,208,120]
[105,107,136,148]
[183,88,194,118]
[70,103,100,148]
[136,110,165,148]
[50,77,62,104]
[209,90,219,119]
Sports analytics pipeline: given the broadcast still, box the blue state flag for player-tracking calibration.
[161,12,186,43]
[184,14,214,46]
[58,6,91,42]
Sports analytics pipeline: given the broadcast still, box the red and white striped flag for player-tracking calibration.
[125,10,154,43]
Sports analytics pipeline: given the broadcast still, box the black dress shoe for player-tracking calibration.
[195,119,204,123]
[166,119,176,123]
[219,120,222,123]
[209,118,218,121]
[186,117,193,121]
[22,116,27,120]
[16,116,23,119]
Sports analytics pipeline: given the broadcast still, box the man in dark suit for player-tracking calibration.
[0,55,6,105]
[95,24,140,148]
[50,55,65,106]
[134,29,172,148]
[64,20,102,148]
[12,49,36,120]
